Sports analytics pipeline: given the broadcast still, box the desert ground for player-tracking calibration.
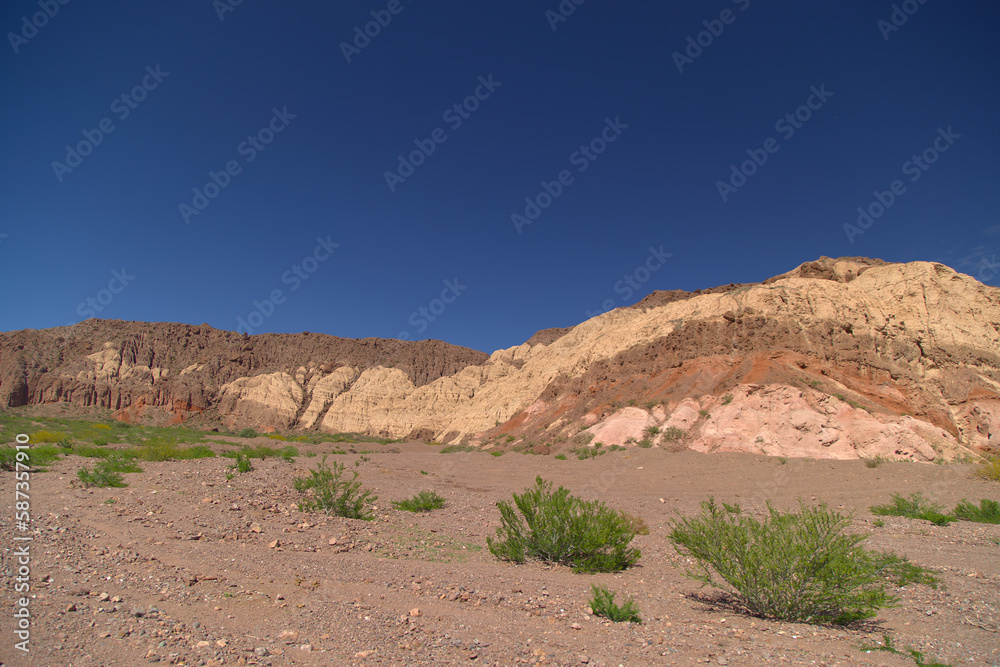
[2,437,999,667]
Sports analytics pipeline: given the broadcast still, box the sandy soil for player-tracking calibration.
[2,441,999,666]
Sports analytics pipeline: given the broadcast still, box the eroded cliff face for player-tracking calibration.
[2,258,998,461]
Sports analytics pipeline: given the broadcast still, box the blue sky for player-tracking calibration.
[2,0,997,353]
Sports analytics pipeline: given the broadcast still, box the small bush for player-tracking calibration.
[393,490,446,512]
[661,427,684,442]
[722,394,734,405]
[637,438,653,448]
[870,493,955,526]
[77,455,140,488]
[575,445,605,460]
[554,454,568,460]
[491,451,503,457]
[29,430,69,444]
[699,410,710,417]
[265,433,286,441]
[0,445,61,471]
[294,456,377,520]
[231,453,253,474]
[237,427,258,439]
[975,457,1000,481]
[668,498,929,624]
[643,426,661,438]
[589,584,641,623]
[439,444,477,454]
[861,634,949,667]
[92,438,109,447]
[863,455,888,469]
[952,498,1000,524]
[487,477,641,573]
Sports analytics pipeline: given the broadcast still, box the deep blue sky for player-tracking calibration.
[2,0,997,353]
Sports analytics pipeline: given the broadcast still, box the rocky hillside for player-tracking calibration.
[2,257,999,460]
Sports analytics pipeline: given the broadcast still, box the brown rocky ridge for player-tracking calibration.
[2,256,999,461]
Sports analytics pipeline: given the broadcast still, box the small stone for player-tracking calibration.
[268,539,280,548]
[278,630,299,642]
[251,523,262,533]
[409,608,421,617]
[215,639,227,647]
[355,650,374,658]
[659,498,665,503]
[111,595,122,603]
[254,647,269,657]
[196,641,211,648]
[98,593,110,602]
[579,656,590,664]
[570,623,582,630]
[300,644,312,652]
[131,607,146,617]
[65,603,77,613]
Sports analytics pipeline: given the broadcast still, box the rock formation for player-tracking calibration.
[2,257,998,461]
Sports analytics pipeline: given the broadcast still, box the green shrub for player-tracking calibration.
[77,455,140,488]
[0,445,61,471]
[589,584,641,623]
[237,427,258,439]
[265,433,286,441]
[870,493,955,526]
[699,410,710,417]
[486,477,641,573]
[294,456,377,520]
[661,426,685,442]
[491,451,503,457]
[439,444,477,454]
[637,438,653,448]
[862,456,886,469]
[861,634,950,667]
[29,430,69,444]
[92,438,109,447]
[975,457,1000,481]
[952,498,1000,524]
[224,445,298,461]
[231,453,253,474]
[392,490,446,512]
[722,394,734,405]
[643,426,660,438]
[668,498,928,624]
